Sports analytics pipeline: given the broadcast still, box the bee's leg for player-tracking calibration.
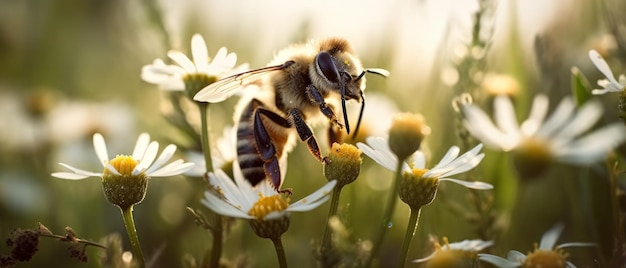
[288,109,328,164]
[253,108,291,190]
[327,124,343,146]
[306,85,344,129]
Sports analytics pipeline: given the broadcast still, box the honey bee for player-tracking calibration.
[195,38,388,190]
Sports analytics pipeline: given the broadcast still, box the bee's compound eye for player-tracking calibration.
[316,52,340,83]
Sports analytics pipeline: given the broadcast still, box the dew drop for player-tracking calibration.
[387,222,393,228]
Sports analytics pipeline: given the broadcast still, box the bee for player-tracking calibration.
[196,38,388,190]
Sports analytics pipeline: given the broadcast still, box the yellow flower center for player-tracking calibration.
[411,168,428,178]
[104,155,139,176]
[522,247,568,268]
[512,138,553,179]
[248,194,290,220]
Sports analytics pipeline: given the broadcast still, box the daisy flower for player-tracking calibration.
[588,49,626,95]
[52,133,194,181]
[141,33,247,102]
[357,136,492,191]
[413,238,494,266]
[462,94,626,177]
[478,224,595,268]
[201,164,336,221]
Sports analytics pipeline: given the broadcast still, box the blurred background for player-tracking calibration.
[1,0,625,267]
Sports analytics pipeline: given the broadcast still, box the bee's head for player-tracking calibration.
[313,51,389,137]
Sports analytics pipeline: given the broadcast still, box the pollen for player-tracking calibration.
[522,246,568,268]
[104,155,139,176]
[248,194,290,220]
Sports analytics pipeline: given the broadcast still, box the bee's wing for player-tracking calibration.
[193,61,294,102]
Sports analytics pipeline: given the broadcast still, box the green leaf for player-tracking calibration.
[571,66,592,107]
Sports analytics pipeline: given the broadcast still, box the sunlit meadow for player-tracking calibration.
[1,0,625,267]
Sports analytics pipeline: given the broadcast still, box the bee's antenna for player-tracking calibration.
[351,90,365,141]
[341,80,350,134]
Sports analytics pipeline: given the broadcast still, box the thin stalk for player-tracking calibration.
[609,161,625,247]
[364,159,405,267]
[198,102,222,268]
[398,207,421,268]
[320,185,344,262]
[120,205,146,268]
[272,237,288,268]
[199,102,214,174]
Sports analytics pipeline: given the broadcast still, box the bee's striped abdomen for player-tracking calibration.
[237,99,267,186]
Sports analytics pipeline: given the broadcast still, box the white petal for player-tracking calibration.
[432,146,460,170]
[57,163,101,178]
[290,180,336,210]
[412,252,436,263]
[148,160,195,177]
[494,96,521,137]
[209,169,251,210]
[51,172,90,180]
[552,100,603,142]
[104,163,121,176]
[507,250,527,263]
[537,97,575,138]
[191,34,209,71]
[93,133,109,166]
[440,178,493,190]
[462,105,516,150]
[555,123,626,164]
[357,137,398,171]
[478,254,520,268]
[132,133,151,161]
[556,242,596,249]
[167,50,196,73]
[264,210,290,221]
[426,144,484,178]
[134,141,159,174]
[539,223,564,250]
[448,239,494,251]
[520,95,549,136]
[202,192,253,219]
[145,144,177,174]
[287,195,331,212]
[409,151,426,169]
[589,50,622,87]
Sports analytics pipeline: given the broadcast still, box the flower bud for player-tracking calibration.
[324,143,362,187]
[249,216,290,240]
[388,113,430,160]
[101,155,149,209]
[399,169,439,209]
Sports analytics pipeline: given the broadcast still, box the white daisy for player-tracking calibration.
[588,49,626,95]
[357,137,492,190]
[478,224,595,268]
[413,238,494,264]
[201,164,336,221]
[462,94,626,165]
[52,133,195,180]
[141,33,247,102]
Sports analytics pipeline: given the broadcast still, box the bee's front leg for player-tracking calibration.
[305,85,344,129]
[288,109,327,164]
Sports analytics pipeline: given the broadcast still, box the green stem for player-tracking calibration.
[320,185,343,264]
[120,205,146,268]
[365,159,405,267]
[608,161,625,247]
[398,207,421,268]
[198,102,222,268]
[199,102,214,174]
[272,237,288,268]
